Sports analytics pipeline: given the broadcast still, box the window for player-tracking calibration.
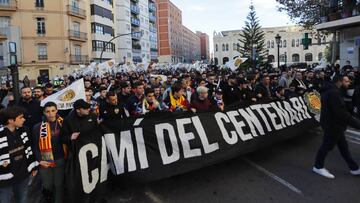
[36,17,46,35]
[279,40,282,48]
[292,54,300,62]
[225,44,229,51]
[271,41,274,48]
[292,39,295,47]
[92,40,115,52]
[296,39,300,47]
[283,40,287,48]
[74,45,81,56]
[267,41,270,48]
[91,23,114,36]
[215,44,218,52]
[95,25,103,34]
[73,22,80,33]
[222,44,225,51]
[233,43,237,51]
[305,53,313,61]
[37,43,47,60]
[35,0,44,8]
[90,4,114,21]
[126,24,130,31]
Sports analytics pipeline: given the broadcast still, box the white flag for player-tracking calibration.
[41,79,86,110]
[225,57,248,72]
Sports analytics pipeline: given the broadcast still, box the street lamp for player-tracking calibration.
[275,34,281,68]
[99,31,143,63]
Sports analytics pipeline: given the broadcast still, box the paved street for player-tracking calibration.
[107,127,360,203]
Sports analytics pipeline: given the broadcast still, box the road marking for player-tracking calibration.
[346,129,360,136]
[145,190,163,203]
[346,136,360,145]
[242,158,304,196]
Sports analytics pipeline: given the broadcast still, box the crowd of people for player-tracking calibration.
[0,61,359,202]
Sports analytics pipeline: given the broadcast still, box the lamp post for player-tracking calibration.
[99,31,143,63]
[275,34,281,68]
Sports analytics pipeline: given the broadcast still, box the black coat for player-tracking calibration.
[60,110,98,147]
[17,99,43,131]
[320,82,360,133]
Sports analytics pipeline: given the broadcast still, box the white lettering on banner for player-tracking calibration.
[251,105,272,132]
[283,101,302,123]
[155,123,180,165]
[191,116,219,154]
[215,112,239,145]
[262,104,283,130]
[176,118,202,159]
[134,127,149,169]
[79,144,99,194]
[238,108,265,137]
[100,137,110,183]
[298,97,312,119]
[105,132,136,175]
[272,102,291,127]
[227,111,253,141]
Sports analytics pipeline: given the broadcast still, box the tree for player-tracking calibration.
[275,0,321,28]
[238,4,267,66]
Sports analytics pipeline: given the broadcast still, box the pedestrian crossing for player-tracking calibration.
[345,129,360,145]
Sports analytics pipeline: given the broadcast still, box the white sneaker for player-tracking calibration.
[312,167,335,179]
[350,169,360,175]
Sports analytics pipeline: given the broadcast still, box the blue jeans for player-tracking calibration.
[0,176,30,203]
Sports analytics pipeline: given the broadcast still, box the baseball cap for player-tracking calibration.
[73,99,91,110]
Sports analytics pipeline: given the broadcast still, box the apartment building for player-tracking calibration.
[89,0,115,62]
[182,26,200,63]
[196,31,210,61]
[156,0,201,63]
[0,0,90,81]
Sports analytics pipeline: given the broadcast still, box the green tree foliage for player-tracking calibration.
[276,0,321,28]
[238,4,267,66]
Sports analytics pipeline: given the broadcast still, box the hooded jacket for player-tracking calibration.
[320,82,360,133]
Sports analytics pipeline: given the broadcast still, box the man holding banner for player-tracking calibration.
[32,102,65,203]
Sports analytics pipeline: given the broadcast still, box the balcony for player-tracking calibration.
[149,3,156,12]
[317,1,360,30]
[38,55,48,60]
[131,17,140,27]
[131,32,142,40]
[68,30,88,42]
[130,5,140,15]
[0,0,17,11]
[150,47,158,52]
[149,26,157,33]
[67,5,86,19]
[0,28,9,41]
[70,55,88,64]
[149,15,156,23]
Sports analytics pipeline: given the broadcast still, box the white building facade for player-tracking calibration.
[114,0,157,63]
[90,0,116,62]
[213,26,332,67]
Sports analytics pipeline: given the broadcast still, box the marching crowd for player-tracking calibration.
[0,62,359,202]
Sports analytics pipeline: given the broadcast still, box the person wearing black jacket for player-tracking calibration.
[99,92,128,121]
[16,87,43,133]
[221,75,241,106]
[60,99,98,149]
[313,76,360,178]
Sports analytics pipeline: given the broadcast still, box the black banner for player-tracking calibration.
[67,95,319,202]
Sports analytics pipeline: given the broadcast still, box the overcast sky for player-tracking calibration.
[170,0,294,53]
